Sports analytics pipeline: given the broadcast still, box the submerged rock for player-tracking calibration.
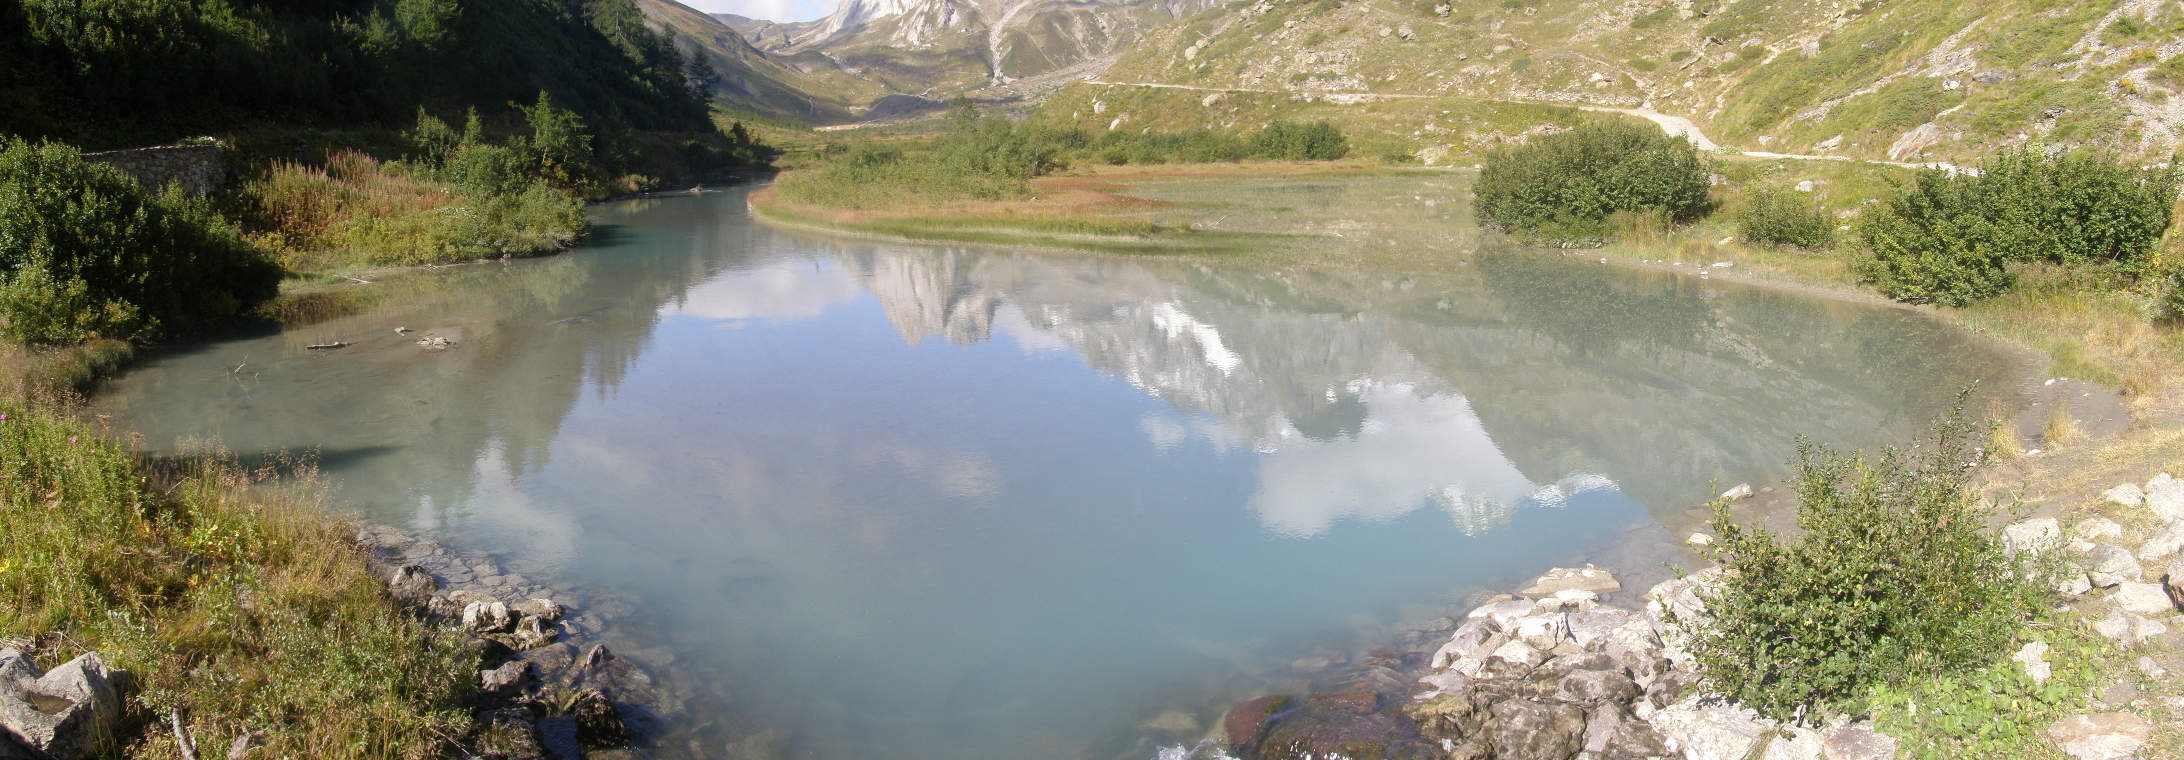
[1223,695,1291,749]
[571,690,631,750]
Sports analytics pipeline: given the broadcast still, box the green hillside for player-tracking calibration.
[1042,0,2182,163]
[0,0,721,148]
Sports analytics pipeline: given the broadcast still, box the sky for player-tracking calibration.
[681,0,836,22]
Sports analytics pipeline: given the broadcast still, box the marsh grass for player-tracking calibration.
[0,397,474,759]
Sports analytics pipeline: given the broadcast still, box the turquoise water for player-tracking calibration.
[93,181,2030,759]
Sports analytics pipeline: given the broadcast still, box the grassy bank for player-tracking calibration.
[752,162,1384,254]
[0,393,475,758]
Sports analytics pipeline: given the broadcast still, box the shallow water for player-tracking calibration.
[96,179,2030,759]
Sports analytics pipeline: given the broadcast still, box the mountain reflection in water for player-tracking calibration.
[94,181,2030,760]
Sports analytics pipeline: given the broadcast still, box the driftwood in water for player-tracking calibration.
[305,341,348,350]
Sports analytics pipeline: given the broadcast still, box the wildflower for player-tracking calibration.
[68,436,77,444]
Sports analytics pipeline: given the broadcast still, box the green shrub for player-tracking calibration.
[779,111,1084,208]
[2156,268,2184,325]
[1974,149,2179,275]
[1474,122,1713,243]
[1857,149,2180,305]
[1856,172,2014,305]
[1738,189,1834,248]
[1676,407,2046,724]
[1251,120,1349,160]
[0,138,280,345]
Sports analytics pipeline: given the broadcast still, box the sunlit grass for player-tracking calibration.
[0,396,475,759]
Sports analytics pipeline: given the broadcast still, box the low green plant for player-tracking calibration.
[1473,122,1712,244]
[1738,189,1833,249]
[0,138,281,345]
[1869,626,2110,760]
[1674,405,2049,724]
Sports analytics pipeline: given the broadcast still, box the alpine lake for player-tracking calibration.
[92,173,2034,759]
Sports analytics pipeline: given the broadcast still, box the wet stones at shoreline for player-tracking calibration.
[1218,565,1902,760]
[356,524,695,758]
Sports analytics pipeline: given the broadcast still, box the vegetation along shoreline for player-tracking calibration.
[10,0,2184,757]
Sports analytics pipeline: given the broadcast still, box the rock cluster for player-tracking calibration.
[359,526,677,758]
[0,649,129,760]
[1220,566,1898,760]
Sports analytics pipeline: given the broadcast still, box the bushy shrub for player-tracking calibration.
[1858,149,2181,306]
[1738,189,1834,248]
[1474,122,1713,244]
[1252,120,1350,160]
[1856,171,2015,305]
[1676,407,2045,724]
[1975,149,2180,275]
[0,138,280,345]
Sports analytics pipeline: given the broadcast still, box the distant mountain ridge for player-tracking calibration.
[720,0,1225,105]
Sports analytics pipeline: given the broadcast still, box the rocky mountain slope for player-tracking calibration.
[1038,0,2184,163]
[727,0,1227,104]
[634,0,874,122]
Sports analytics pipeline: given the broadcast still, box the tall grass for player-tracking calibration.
[243,150,584,272]
[0,398,474,758]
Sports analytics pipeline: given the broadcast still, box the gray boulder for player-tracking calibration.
[2084,544,2141,587]
[1552,668,1639,706]
[510,599,564,624]
[2001,518,2061,557]
[1649,695,1770,760]
[1486,699,1585,760]
[2147,473,2184,522]
[2136,521,2184,561]
[1820,720,1898,760]
[2045,712,2153,760]
[463,601,514,633]
[2110,582,2173,615]
[0,650,129,760]
[387,564,437,605]
[479,660,533,699]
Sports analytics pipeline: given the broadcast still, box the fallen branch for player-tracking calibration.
[170,711,198,760]
[304,342,347,351]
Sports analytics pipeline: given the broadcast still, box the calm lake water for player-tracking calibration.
[95,179,2031,759]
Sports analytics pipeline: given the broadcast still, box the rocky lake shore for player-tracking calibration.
[1201,468,2184,760]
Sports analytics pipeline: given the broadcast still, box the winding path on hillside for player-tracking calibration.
[1077,79,1961,171]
